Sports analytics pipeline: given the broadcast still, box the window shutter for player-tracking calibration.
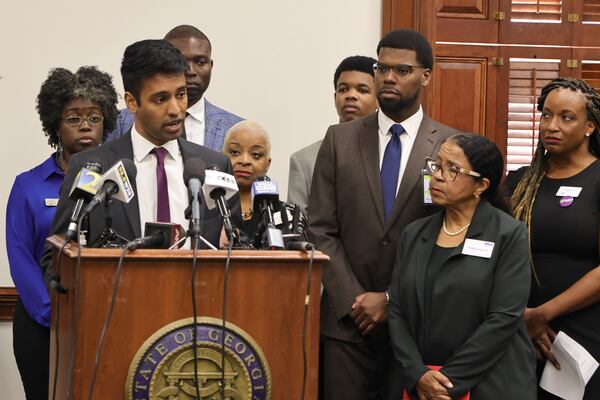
[507,59,560,171]
[511,0,563,22]
[582,61,600,91]
[583,0,600,23]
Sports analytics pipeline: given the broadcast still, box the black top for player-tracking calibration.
[508,160,600,398]
[423,244,457,365]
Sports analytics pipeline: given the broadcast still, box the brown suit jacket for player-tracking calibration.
[308,112,457,342]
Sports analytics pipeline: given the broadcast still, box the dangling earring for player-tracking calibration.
[56,137,65,170]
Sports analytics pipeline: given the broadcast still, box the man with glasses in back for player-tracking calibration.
[308,29,457,399]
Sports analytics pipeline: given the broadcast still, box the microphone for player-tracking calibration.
[251,176,284,249]
[183,158,206,238]
[251,176,279,224]
[126,222,185,250]
[203,166,238,240]
[64,159,103,242]
[80,159,137,219]
[285,241,315,251]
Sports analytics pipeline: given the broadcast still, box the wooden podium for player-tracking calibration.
[47,235,327,399]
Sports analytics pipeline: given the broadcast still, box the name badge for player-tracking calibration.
[462,239,494,259]
[45,198,59,207]
[556,186,582,197]
[422,170,432,205]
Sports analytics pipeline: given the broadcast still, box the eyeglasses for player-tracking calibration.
[372,62,427,77]
[62,115,104,126]
[425,157,481,182]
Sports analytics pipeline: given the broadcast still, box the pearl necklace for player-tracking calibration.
[442,216,470,236]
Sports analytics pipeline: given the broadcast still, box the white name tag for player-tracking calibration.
[556,186,582,197]
[462,239,495,259]
[45,198,59,207]
[423,170,432,204]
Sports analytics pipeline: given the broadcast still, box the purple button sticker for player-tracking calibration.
[559,196,574,207]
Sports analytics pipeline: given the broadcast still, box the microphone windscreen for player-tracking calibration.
[85,157,104,174]
[203,168,239,209]
[184,158,206,185]
[69,157,106,201]
[92,159,136,204]
[251,175,279,204]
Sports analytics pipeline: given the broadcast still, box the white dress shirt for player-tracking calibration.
[184,97,206,146]
[378,106,424,195]
[131,125,190,248]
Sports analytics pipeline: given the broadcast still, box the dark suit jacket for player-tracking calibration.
[389,200,537,399]
[43,132,237,263]
[308,112,457,342]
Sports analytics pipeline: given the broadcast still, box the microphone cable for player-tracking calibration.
[190,201,205,400]
[87,245,128,400]
[190,236,202,400]
[66,218,84,400]
[220,236,234,398]
[50,241,67,400]
[300,247,315,400]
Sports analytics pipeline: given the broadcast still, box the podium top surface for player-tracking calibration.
[48,234,329,262]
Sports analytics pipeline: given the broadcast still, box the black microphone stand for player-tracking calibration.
[90,200,128,248]
[189,193,203,400]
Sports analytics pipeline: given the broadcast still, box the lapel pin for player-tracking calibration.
[559,196,574,208]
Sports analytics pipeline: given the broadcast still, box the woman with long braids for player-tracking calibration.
[508,77,600,399]
[6,66,118,399]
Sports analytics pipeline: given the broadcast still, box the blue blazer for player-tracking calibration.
[389,200,537,399]
[104,100,243,151]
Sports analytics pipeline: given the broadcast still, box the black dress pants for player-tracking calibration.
[13,299,50,400]
[322,335,403,400]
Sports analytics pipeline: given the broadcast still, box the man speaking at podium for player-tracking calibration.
[45,39,235,253]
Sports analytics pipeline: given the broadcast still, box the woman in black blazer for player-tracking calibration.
[389,133,536,399]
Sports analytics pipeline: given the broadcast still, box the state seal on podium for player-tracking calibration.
[126,317,271,399]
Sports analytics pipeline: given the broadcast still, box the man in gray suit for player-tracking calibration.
[287,56,377,210]
[105,25,243,151]
[308,30,458,399]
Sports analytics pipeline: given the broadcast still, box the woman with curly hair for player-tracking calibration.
[5,66,118,399]
[507,77,600,399]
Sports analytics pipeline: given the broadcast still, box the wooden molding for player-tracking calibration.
[0,287,19,321]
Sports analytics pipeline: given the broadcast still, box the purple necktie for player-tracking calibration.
[151,147,171,222]
[381,124,404,222]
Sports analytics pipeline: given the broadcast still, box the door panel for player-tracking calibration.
[436,0,500,42]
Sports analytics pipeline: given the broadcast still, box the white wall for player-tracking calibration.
[0,325,25,399]
[0,1,381,396]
